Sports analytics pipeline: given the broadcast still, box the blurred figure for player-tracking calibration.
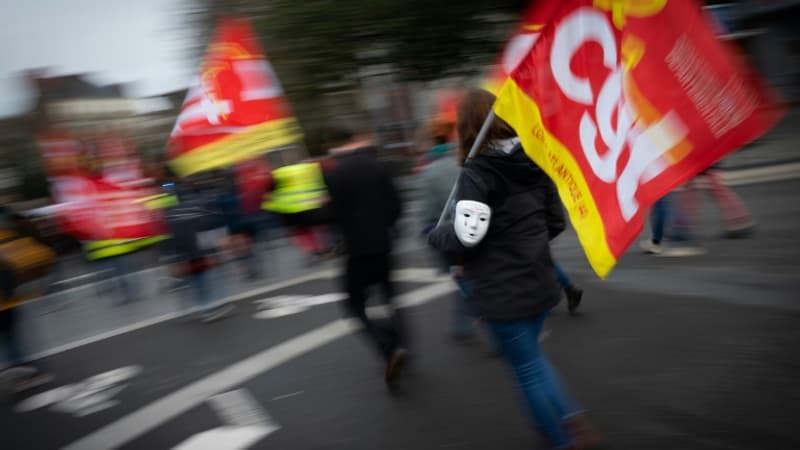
[318,118,406,387]
[0,205,55,391]
[554,262,583,315]
[641,193,706,257]
[219,167,259,280]
[682,167,755,239]
[261,159,331,264]
[429,89,601,449]
[166,175,233,322]
[80,145,142,306]
[417,117,475,339]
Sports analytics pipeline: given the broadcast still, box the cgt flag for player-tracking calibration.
[168,16,302,177]
[493,0,783,278]
[483,1,563,95]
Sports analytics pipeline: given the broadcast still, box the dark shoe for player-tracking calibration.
[565,415,605,449]
[12,367,53,392]
[385,348,408,385]
[723,225,755,239]
[566,286,583,315]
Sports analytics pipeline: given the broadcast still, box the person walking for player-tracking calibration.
[317,118,407,387]
[429,89,601,449]
[682,166,755,238]
[417,117,476,339]
[166,174,233,322]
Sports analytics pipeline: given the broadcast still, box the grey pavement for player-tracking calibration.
[719,107,799,169]
[1,179,798,450]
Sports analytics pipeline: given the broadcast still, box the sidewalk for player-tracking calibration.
[719,107,799,170]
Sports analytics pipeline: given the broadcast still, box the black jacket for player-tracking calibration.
[428,143,565,320]
[321,147,402,258]
[165,185,226,263]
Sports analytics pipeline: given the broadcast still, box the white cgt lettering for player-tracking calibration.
[550,7,688,221]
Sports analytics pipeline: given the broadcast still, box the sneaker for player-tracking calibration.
[12,368,53,393]
[723,224,755,239]
[201,304,234,323]
[658,245,706,257]
[565,286,583,315]
[639,240,663,255]
[385,348,408,385]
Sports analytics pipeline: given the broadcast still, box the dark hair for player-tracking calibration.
[456,89,516,165]
[324,116,370,149]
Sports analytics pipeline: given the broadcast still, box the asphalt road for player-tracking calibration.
[2,179,799,450]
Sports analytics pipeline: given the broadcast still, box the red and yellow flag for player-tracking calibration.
[167,17,302,177]
[493,0,784,277]
[483,1,563,95]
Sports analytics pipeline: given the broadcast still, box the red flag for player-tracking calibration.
[37,130,163,241]
[483,1,563,95]
[493,0,784,277]
[168,17,302,177]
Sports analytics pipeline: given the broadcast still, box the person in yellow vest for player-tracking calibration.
[262,160,328,226]
[83,203,169,306]
[262,160,332,260]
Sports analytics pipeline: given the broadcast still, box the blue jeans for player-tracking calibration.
[651,194,692,243]
[651,196,669,244]
[96,254,136,304]
[488,313,581,449]
[188,270,214,312]
[0,308,24,366]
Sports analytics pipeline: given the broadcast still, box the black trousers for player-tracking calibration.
[343,253,404,360]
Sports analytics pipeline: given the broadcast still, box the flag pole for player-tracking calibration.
[435,108,496,227]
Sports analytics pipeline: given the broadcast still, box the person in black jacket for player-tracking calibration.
[429,89,601,449]
[319,119,407,387]
[166,173,233,322]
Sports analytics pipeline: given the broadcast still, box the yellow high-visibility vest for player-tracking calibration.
[262,162,327,214]
[136,192,179,210]
[83,235,168,260]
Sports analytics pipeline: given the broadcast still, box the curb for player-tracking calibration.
[721,161,800,186]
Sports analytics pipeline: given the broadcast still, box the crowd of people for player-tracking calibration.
[0,86,759,449]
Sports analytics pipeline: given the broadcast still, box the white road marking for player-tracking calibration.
[61,281,456,450]
[31,267,443,360]
[15,365,141,417]
[271,391,304,401]
[208,389,277,428]
[173,389,279,450]
[171,426,273,450]
[252,293,348,319]
[29,269,336,361]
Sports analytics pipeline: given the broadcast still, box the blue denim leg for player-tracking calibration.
[651,196,669,244]
[190,271,213,312]
[553,262,571,290]
[488,314,580,449]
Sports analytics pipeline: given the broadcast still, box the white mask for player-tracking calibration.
[454,200,491,247]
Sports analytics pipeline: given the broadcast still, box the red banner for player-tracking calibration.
[493,0,784,277]
[168,16,302,177]
[483,1,563,95]
[37,130,163,241]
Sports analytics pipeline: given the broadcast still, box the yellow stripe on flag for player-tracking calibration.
[494,79,616,278]
[170,117,303,177]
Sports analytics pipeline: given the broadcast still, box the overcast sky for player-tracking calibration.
[0,0,198,118]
